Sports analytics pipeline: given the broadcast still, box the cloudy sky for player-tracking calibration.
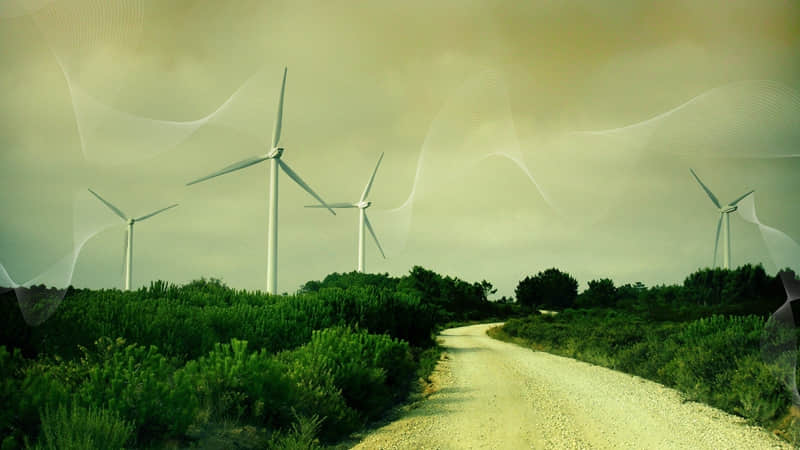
[1,0,799,297]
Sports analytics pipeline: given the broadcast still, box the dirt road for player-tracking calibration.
[352,323,790,449]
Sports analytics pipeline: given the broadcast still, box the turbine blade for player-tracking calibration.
[689,169,722,209]
[364,213,386,259]
[304,202,357,208]
[186,155,268,186]
[360,152,384,202]
[272,67,287,148]
[278,160,335,215]
[728,190,755,206]
[87,188,127,221]
[135,204,178,222]
[713,214,722,268]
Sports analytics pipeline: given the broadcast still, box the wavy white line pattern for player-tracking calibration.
[369,69,554,254]
[573,80,800,159]
[6,0,271,166]
[1,189,121,325]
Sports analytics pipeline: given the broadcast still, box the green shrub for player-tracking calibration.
[659,315,764,405]
[281,357,359,442]
[515,268,578,310]
[35,403,134,450]
[0,346,23,438]
[75,337,198,440]
[267,411,324,450]
[181,339,296,427]
[731,355,789,424]
[296,327,412,415]
[280,327,414,441]
[0,349,70,445]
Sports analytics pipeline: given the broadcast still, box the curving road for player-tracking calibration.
[353,323,790,449]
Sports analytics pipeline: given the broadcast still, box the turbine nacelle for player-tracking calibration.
[720,206,738,214]
[356,201,371,209]
[268,147,284,159]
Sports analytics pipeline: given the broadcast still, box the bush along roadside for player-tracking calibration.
[490,309,800,445]
[0,267,515,449]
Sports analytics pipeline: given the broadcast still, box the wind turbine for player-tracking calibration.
[306,153,386,272]
[689,169,754,269]
[87,188,177,291]
[186,67,335,295]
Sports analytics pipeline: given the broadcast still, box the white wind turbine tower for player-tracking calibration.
[186,67,335,295]
[307,152,386,272]
[689,169,754,270]
[88,188,178,291]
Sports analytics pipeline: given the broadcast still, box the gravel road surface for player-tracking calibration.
[352,323,791,449]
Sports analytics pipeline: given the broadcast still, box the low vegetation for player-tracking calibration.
[4,263,798,447]
[0,267,515,449]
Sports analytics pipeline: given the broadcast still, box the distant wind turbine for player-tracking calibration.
[307,153,386,272]
[87,188,177,291]
[689,169,754,270]
[186,67,335,294]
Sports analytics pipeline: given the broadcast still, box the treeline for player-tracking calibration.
[0,267,512,449]
[514,264,787,320]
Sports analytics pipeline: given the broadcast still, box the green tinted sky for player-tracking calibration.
[1,0,799,296]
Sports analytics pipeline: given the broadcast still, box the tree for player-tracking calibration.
[576,278,616,308]
[478,280,497,301]
[515,268,578,310]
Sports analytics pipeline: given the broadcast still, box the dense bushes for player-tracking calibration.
[280,327,414,440]
[572,265,787,320]
[74,338,197,438]
[515,268,578,310]
[0,329,415,447]
[2,267,505,362]
[575,278,616,308]
[0,266,510,448]
[183,339,295,427]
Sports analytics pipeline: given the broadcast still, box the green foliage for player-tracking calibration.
[0,346,23,439]
[35,403,134,450]
[658,315,764,405]
[415,344,443,382]
[0,267,516,448]
[267,411,324,450]
[576,278,616,308]
[75,337,199,439]
[0,347,70,445]
[398,266,500,322]
[515,268,578,310]
[298,271,399,294]
[730,355,789,424]
[182,339,295,427]
[282,327,414,439]
[682,264,775,306]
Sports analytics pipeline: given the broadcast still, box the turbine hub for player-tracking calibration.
[357,201,371,209]
[268,147,284,159]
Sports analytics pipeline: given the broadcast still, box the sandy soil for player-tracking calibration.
[351,323,791,449]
